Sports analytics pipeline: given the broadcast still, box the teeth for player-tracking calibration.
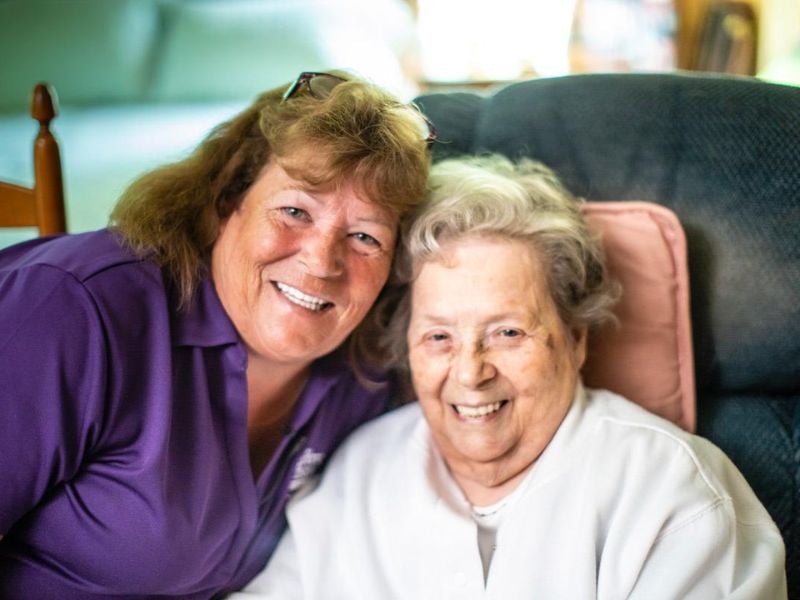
[276,282,330,312]
[454,401,504,418]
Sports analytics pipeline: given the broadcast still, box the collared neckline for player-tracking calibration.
[170,275,240,348]
[170,272,363,433]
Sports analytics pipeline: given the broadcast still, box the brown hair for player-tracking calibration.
[111,71,431,307]
[110,71,431,373]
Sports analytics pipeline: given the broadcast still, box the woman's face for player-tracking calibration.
[212,159,397,368]
[407,236,586,500]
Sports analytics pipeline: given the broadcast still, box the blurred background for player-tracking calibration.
[1,0,798,247]
[415,0,798,87]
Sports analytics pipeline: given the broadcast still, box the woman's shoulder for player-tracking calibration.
[583,388,768,519]
[585,388,714,467]
[585,387,691,441]
[333,402,422,462]
[287,402,429,536]
[300,402,422,496]
[0,229,175,347]
[0,230,153,326]
[0,229,166,312]
[0,229,149,282]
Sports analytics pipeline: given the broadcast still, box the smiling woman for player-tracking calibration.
[237,154,787,599]
[407,236,586,505]
[210,159,397,371]
[0,70,432,597]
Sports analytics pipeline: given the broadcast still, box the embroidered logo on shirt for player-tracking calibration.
[288,447,326,493]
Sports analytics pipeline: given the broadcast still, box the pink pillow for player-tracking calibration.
[580,202,695,432]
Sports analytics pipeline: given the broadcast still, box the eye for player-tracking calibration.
[423,331,451,345]
[348,231,386,255]
[499,328,522,338]
[413,328,453,354]
[281,206,310,222]
[350,232,381,248]
[491,328,526,346]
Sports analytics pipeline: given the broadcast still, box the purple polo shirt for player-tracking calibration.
[0,230,390,598]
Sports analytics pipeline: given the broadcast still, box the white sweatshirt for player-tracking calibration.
[234,387,787,599]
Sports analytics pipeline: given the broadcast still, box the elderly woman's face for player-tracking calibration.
[211,159,397,367]
[407,236,586,499]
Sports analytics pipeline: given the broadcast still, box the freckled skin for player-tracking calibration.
[407,236,586,505]
[211,159,398,370]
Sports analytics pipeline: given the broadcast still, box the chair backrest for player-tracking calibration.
[0,82,66,236]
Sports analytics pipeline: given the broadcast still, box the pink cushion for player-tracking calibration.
[580,202,695,431]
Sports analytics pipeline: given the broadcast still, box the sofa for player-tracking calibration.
[0,0,418,249]
[413,71,800,596]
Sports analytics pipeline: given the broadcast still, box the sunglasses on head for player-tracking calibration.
[282,71,437,147]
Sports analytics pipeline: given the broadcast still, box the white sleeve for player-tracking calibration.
[628,500,787,599]
[622,436,789,600]
[226,529,304,599]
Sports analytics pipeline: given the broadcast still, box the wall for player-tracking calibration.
[758,0,800,71]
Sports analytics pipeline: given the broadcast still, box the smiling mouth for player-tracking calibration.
[452,400,509,418]
[274,282,333,312]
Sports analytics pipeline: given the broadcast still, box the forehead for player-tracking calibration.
[255,158,353,197]
[411,237,552,317]
[250,159,396,221]
[277,153,382,203]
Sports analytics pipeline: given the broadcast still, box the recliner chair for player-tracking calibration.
[414,72,799,596]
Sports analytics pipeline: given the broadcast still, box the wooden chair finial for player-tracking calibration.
[31,82,57,125]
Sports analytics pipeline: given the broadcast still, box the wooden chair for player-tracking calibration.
[0,83,66,236]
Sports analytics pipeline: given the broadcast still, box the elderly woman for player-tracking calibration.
[0,71,433,597]
[238,155,787,599]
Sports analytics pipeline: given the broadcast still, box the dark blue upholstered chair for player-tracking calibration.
[415,72,799,596]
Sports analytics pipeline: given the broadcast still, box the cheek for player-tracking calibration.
[252,221,297,258]
[503,351,560,403]
[350,258,392,302]
[409,349,447,395]
[408,351,427,389]
[370,259,392,290]
[513,353,574,418]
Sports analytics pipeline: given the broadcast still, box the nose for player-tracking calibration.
[300,228,345,278]
[455,343,496,389]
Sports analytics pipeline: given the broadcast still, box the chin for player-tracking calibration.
[451,439,514,466]
[251,335,325,364]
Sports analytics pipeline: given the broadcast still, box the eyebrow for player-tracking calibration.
[354,214,395,229]
[289,184,395,229]
[412,311,534,326]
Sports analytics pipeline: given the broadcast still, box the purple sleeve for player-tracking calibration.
[0,265,107,532]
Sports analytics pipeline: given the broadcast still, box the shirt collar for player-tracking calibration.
[170,274,359,421]
[170,275,240,347]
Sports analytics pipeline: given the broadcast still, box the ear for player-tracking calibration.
[571,325,588,370]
